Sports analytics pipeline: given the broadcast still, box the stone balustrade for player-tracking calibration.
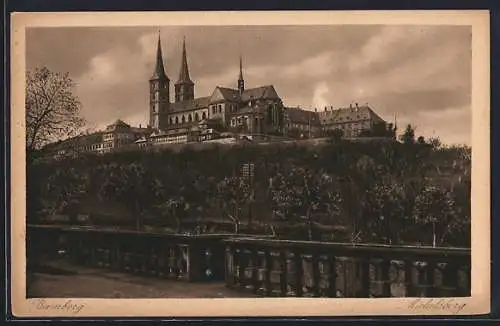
[27,224,233,282]
[223,238,471,298]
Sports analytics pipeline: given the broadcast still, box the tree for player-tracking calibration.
[364,182,410,244]
[38,167,88,224]
[270,166,342,241]
[399,124,416,145]
[216,176,252,233]
[26,67,85,161]
[412,185,457,247]
[97,162,157,230]
[157,196,189,233]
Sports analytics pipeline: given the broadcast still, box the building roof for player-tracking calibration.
[286,107,321,125]
[241,85,280,102]
[171,96,211,112]
[175,37,194,85]
[215,87,240,101]
[106,119,131,131]
[318,105,386,125]
[150,34,168,81]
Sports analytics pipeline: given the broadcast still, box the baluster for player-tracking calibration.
[168,246,177,278]
[425,260,437,297]
[294,251,303,297]
[279,251,288,296]
[374,259,391,297]
[238,248,248,288]
[436,262,455,296]
[251,248,259,293]
[358,258,371,298]
[264,250,272,296]
[327,255,337,297]
[225,246,236,287]
[404,260,415,297]
[312,254,321,297]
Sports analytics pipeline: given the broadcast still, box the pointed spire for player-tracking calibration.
[239,54,244,81]
[176,36,193,84]
[238,54,245,94]
[151,30,167,80]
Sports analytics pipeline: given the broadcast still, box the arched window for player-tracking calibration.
[195,112,199,121]
[188,114,193,122]
[182,115,186,123]
[175,116,179,124]
[202,112,207,120]
[169,117,173,125]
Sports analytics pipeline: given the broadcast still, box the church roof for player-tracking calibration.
[176,37,194,85]
[216,87,240,101]
[150,34,168,81]
[241,85,280,102]
[171,96,210,112]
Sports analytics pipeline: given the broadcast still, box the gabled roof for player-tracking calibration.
[214,87,240,101]
[285,107,321,125]
[106,119,131,130]
[241,85,280,102]
[318,105,386,125]
[170,96,210,112]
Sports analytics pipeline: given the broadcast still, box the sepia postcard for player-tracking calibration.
[10,10,490,317]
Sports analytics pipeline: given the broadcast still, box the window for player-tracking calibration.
[195,112,199,121]
[218,104,222,113]
[182,116,186,123]
[175,117,179,124]
[170,117,173,125]
[188,114,192,122]
[202,112,207,120]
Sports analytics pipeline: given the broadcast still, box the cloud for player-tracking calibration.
[312,82,330,110]
[26,25,472,146]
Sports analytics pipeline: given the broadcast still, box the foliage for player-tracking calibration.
[216,176,252,233]
[399,124,416,145]
[270,167,342,240]
[26,67,85,161]
[29,137,471,247]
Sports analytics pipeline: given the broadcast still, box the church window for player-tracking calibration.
[182,115,186,123]
[195,112,199,121]
[188,114,192,122]
[175,117,179,124]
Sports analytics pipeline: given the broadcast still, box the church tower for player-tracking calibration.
[174,37,195,102]
[149,32,170,130]
[238,54,245,95]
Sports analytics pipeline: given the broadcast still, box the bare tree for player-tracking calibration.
[26,67,85,159]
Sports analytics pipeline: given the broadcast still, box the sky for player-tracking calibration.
[26,25,472,145]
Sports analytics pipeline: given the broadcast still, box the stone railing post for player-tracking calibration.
[279,251,288,296]
[326,254,337,297]
[404,260,415,297]
[293,250,304,297]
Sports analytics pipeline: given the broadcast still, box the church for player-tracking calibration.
[147,34,286,146]
[41,33,393,159]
